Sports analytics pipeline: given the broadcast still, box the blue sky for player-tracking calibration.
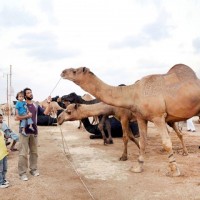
[0,0,200,103]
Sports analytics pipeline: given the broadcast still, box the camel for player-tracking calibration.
[57,102,140,161]
[61,92,113,144]
[57,102,189,160]
[1,103,15,115]
[39,99,64,118]
[60,64,200,176]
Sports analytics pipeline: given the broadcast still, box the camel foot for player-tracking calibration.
[160,148,166,153]
[108,139,114,144]
[103,139,113,144]
[166,163,181,177]
[119,155,128,161]
[103,139,111,145]
[130,166,143,173]
[182,151,188,156]
[166,170,181,177]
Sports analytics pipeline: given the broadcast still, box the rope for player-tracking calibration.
[48,76,95,199]
[49,77,62,96]
[59,125,96,200]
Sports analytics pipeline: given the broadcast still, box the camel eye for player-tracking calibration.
[73,70,76,74]
[66,110,71,115]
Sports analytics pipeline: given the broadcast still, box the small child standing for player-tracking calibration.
[15,91,35,136]
[0,129,9,188]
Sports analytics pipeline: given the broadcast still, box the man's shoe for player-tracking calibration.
[29,127,35,132]
[20,174,28,181]
[6,141,11,146]
[4,180,9,185]
[0,184,9,189]
[30,170,39,177]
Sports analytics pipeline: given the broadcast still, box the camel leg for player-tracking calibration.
[168,122,188,156]
[154,116,180,177]
[92,116,99,124]
[120,120,140,161]
[98,115,113,144]
[78,120,82,129]
[104,117,113,144]
[97,121,108,145]
[131,118,147,173]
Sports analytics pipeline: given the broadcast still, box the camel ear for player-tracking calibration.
[82,67,86,72]
[74,104,80,109]
[82,67,90,73]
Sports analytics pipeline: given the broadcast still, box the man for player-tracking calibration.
[15,88,52,181]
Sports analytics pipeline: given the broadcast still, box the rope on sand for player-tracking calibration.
[59,126,96,200]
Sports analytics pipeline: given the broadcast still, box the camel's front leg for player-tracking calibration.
[120,120,140,161]
[120,120,129,161]
[154,116,181,177]
[98,115,113,144]
[104,116,113,144]
[98,121,109,145]
[131,119,147,173]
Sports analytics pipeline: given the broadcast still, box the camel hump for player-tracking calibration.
[167,64,198,80]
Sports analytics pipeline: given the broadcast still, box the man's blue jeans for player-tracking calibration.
[0,156,7,185]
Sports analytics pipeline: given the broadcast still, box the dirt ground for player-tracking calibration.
[1,116,200,200]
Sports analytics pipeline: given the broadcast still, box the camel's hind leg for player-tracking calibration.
[120,120,140,161]
[154,115,180,177]
[168,122,188,156]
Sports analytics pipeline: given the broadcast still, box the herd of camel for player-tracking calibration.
[45,63,200,177]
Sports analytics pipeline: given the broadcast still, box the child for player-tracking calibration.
[0,129,9,188]
[0,114,19,151]
[15,91,35,136]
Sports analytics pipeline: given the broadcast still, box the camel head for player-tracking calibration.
[57,103,81,125]
[60,67,92,84]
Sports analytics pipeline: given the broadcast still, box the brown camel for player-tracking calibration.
[57,102,140,161]
[61,92,113,144]
[60,64,200,176]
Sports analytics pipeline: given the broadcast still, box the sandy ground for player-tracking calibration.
[1,116,200,200]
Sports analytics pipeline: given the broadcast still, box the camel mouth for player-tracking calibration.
[60,72,65,78]
[58,120,64,125]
